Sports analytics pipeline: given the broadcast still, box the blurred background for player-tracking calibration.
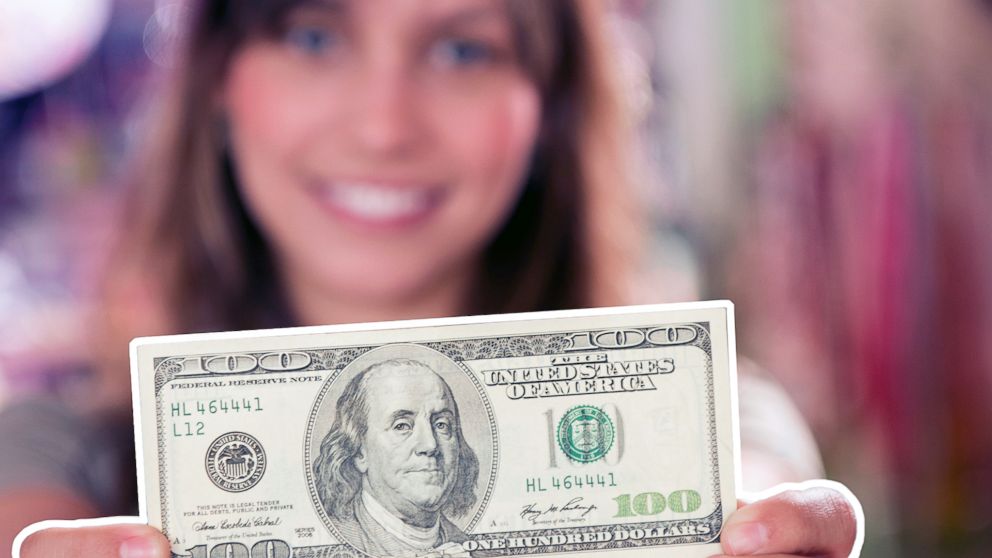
[1,0,990,556]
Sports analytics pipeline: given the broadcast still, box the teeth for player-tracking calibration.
[322,182,433,221]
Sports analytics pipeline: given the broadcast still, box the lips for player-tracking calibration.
[308,179,443,227]
[406,465,445,485]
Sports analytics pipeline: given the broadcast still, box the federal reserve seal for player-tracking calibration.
[557,405,615,463]
[205,432,267,492]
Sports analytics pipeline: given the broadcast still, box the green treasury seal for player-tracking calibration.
[557,405,615,463]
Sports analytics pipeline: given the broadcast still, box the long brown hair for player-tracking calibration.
[96,0,641,405]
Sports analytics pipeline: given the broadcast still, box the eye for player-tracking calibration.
[434,419,452,433]
[284,24,340,56]
[429,38,495,68]
[392,420,413,432]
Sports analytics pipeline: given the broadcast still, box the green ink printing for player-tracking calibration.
[557,405,615,463]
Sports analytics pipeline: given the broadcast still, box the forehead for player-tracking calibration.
[363,366,454,414]
[275,0,507,22]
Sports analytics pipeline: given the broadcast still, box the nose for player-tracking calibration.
[349,56,424,157]
[412,419,439,456]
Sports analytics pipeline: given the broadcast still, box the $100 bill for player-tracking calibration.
[131,302,739,558]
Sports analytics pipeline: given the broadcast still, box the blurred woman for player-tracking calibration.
[0,1,858,556]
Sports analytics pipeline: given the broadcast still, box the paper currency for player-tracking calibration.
[131,302,739,558]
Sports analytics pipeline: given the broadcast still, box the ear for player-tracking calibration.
[353,448,368,474]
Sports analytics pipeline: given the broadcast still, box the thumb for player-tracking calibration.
[720,480,863,557]
[15,517,170,558]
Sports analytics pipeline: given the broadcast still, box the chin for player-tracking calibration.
[317,261,461,308]
[409,492,447,512]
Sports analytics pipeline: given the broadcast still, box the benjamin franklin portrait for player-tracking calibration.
[311,349,489,557]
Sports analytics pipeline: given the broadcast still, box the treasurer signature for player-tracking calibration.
[193,516,282,531]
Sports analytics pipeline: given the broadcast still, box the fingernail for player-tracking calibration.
[725,521,768,555]
[120,536,159,558]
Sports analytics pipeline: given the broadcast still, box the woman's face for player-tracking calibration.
[222,0,541,322]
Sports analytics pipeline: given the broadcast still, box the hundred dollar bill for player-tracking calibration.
[131,302,740,558]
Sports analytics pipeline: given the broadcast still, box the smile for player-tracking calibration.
[310,180,443,226]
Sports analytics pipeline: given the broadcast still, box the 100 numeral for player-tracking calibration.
[187,539,290,558]
[613,490,702,517]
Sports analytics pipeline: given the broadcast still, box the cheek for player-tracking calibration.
[476,87,540,178]
[222,47,323,202]
[441,81,541,210]
[367,436,403,476]
[440,436,460,464]
[224,44,333,143]
[222,46,347,279]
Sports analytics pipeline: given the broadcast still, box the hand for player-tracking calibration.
[712,480,863,557]
[14,517,170,558]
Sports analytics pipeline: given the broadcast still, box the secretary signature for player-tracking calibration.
[520,497,599,525]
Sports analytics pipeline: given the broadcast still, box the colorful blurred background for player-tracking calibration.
[1,1,990,556]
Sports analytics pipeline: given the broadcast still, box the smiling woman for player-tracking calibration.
[2,0,861,556]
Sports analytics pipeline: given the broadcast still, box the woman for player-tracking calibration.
[2,0,859,556]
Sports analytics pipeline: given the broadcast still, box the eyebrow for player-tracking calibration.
[388,410,415,424]
[432,4,506,32]
[431,409,456,422]
[293,0,349,15]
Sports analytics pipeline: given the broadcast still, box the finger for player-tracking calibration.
[16,521,169,558]
[720,486,858,556]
